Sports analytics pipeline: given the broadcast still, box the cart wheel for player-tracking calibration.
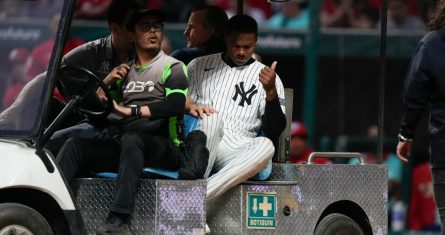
[314,213,364,235]
[0,203,53,235]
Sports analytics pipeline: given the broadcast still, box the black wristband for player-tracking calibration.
[130,105,138,117]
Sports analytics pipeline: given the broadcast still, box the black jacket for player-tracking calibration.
[400,29,445,139]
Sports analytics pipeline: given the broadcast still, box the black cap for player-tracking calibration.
[126,9,166,31]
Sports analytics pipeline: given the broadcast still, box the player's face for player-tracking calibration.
[226,33,256,66]
[184,10,211,48]
[132,15,164,51]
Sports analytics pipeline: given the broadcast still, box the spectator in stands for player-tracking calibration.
[2,48,30,109]
[216,0,272,19]
[266,2,309,29]
[408,161,440,231]
[387,0,425,30]
[320,0,370,28]
[0,0,26,19]
[288,121,331,164]
[161,36,173,55]
[26,13,60,79]
[25,0,62,18]
[158,0,206,23]
[354,6,380,29]
[171,5,228,65]
[26,14,86,80]
[74,0,111,20]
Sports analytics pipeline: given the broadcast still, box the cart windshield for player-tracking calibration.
[0,0,67,138]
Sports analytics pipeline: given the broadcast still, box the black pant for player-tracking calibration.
[57,131,182,214]
[430,137,445,234]
[432,168,445,234]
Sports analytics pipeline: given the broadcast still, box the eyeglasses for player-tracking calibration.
[136,21,163,32]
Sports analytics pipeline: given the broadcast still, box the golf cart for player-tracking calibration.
[0,0,387,234]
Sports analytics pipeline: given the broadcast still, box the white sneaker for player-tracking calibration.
[205,223,211,234]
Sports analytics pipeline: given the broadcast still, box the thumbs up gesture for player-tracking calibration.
[259,61,278,101]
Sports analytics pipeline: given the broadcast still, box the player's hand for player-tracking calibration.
[189,104,217,119]
[104,64,130,85]
[396,141,412,163]
[259,61,278,101]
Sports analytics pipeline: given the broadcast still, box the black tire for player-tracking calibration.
[314,213,364,235]
[0,203,53,235]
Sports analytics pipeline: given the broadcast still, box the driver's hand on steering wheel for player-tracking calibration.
[96,87,108,103]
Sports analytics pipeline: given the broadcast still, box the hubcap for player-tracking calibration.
[0,225,33,235]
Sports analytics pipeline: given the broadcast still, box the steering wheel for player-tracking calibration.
[57,65,113,119]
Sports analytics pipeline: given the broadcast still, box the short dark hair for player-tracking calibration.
[192,5,228,40]
[106,0,143,25]
[226,14,258,39]
[126,9,166,32]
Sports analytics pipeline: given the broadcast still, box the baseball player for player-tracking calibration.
[187,14,286,201]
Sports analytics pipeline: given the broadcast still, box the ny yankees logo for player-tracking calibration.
[232,82,258,107]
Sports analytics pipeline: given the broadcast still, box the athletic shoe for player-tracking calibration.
[179,130,209,180]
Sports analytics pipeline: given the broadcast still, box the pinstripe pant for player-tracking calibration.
[198,115,275,201]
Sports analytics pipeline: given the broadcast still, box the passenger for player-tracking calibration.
[187,14,286,203]
[171,5,228,65]
[396,0,445,232]
[57,8,208,235]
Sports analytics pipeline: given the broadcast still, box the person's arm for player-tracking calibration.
[262,98,286,140]
[147,62,188,119]
[114,62,188,119]
[259,61,286,140]
[397,41,433,162]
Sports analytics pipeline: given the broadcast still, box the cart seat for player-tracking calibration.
[96,115,273,180]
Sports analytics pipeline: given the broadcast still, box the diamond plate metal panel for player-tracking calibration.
[156,180,206,235]
[208,164,388,235]
[71,179,206,235]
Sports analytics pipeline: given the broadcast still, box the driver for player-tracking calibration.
[57,9,209,235]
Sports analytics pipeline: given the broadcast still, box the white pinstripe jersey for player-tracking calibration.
[188,53,285,138]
